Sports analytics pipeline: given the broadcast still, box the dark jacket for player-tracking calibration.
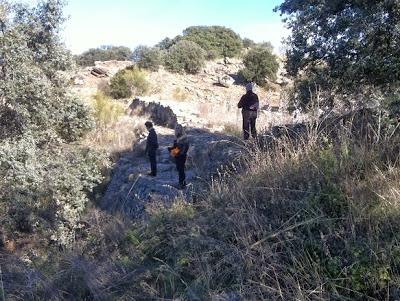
[238,91,259,111]
[146,128,158,155]
[169,134,189,158]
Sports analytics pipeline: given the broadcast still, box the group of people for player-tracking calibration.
[144,121,190,189]
[144,82,259,189]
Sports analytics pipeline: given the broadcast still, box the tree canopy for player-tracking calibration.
[181,26,243,58]
[278,0,400,89]
[240,47,279,87]
[0,0,103,246]
[75,45,133,66]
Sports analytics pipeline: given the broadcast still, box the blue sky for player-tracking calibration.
[26,0,289,54]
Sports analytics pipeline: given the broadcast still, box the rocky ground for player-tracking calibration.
[100,125,244,218]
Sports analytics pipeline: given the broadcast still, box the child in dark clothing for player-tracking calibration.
[168,124,189,189]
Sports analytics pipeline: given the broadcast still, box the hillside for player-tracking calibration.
[70,57,294,132]
[1,1,399,300]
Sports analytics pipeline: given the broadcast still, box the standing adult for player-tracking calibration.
[237,82,259,140]
[169,124,189,189]
[145,121,158,177]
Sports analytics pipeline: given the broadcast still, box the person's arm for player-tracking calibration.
[153,132,159,149]
[176,140,189,156]
[145,137,149,154]
[148,131,157,151]
[168,140,177,151]
[238,95,245,108]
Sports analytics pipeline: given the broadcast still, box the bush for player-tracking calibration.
[239,47,279,86]
[59,98,95,142]
[164,40,206,74]
[91,92,125,129]
[278,0,400,89]
[156,36,182,50]
[182,26,243,58]
[75,45,132,66]
[110,66,150,99]
[242,38,256,48]
[0,134,106,246]
[0,0,107,246]
[132,45,163,71]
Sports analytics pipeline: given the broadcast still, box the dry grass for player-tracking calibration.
[84,115,146,156]
[197,101,297,134]
[172,87,190,101]
[82,91,148,156]
[2,110,399,300]
[115,110,400,300]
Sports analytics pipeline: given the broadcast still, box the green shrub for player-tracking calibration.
[133,45,164,71]
[0,0,108,246]
[110,66,150,99]
[242,38,256,48]
[239,47,279,86]
[164,40,206,74]
[59,98,95,142]
[156,36,182,50]
[75,45,132,66]
[182,26,243,58]
[206,49,219,60]
[0,135,106,246]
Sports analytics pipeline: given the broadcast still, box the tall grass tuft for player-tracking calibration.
[84,91,145,155]
[92,92,126,129]
[172,87,190,101]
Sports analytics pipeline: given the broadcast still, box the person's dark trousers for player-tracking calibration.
[175,155,187,186]
[249,116,257,139]
[242,110,257,140]
[148,151,157,176]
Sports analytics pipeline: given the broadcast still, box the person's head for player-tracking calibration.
[145,121,153,131]
[175,124,185,138]
[246,82,254,92]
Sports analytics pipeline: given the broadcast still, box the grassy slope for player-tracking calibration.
[2,110,399,300]
[123,110,400,300]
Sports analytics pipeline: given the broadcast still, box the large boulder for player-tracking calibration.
[91,67,108,78]
[217,74,235,88]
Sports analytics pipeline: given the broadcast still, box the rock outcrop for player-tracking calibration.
[90,67,108,78]
[217,74,235,88]
[100,127,243,218]
[129,98,178,129]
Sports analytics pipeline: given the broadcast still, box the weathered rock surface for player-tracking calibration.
[91,67,108,78]
[217,74,235,87]
[129,98,178,128]
[100,127,242,218]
